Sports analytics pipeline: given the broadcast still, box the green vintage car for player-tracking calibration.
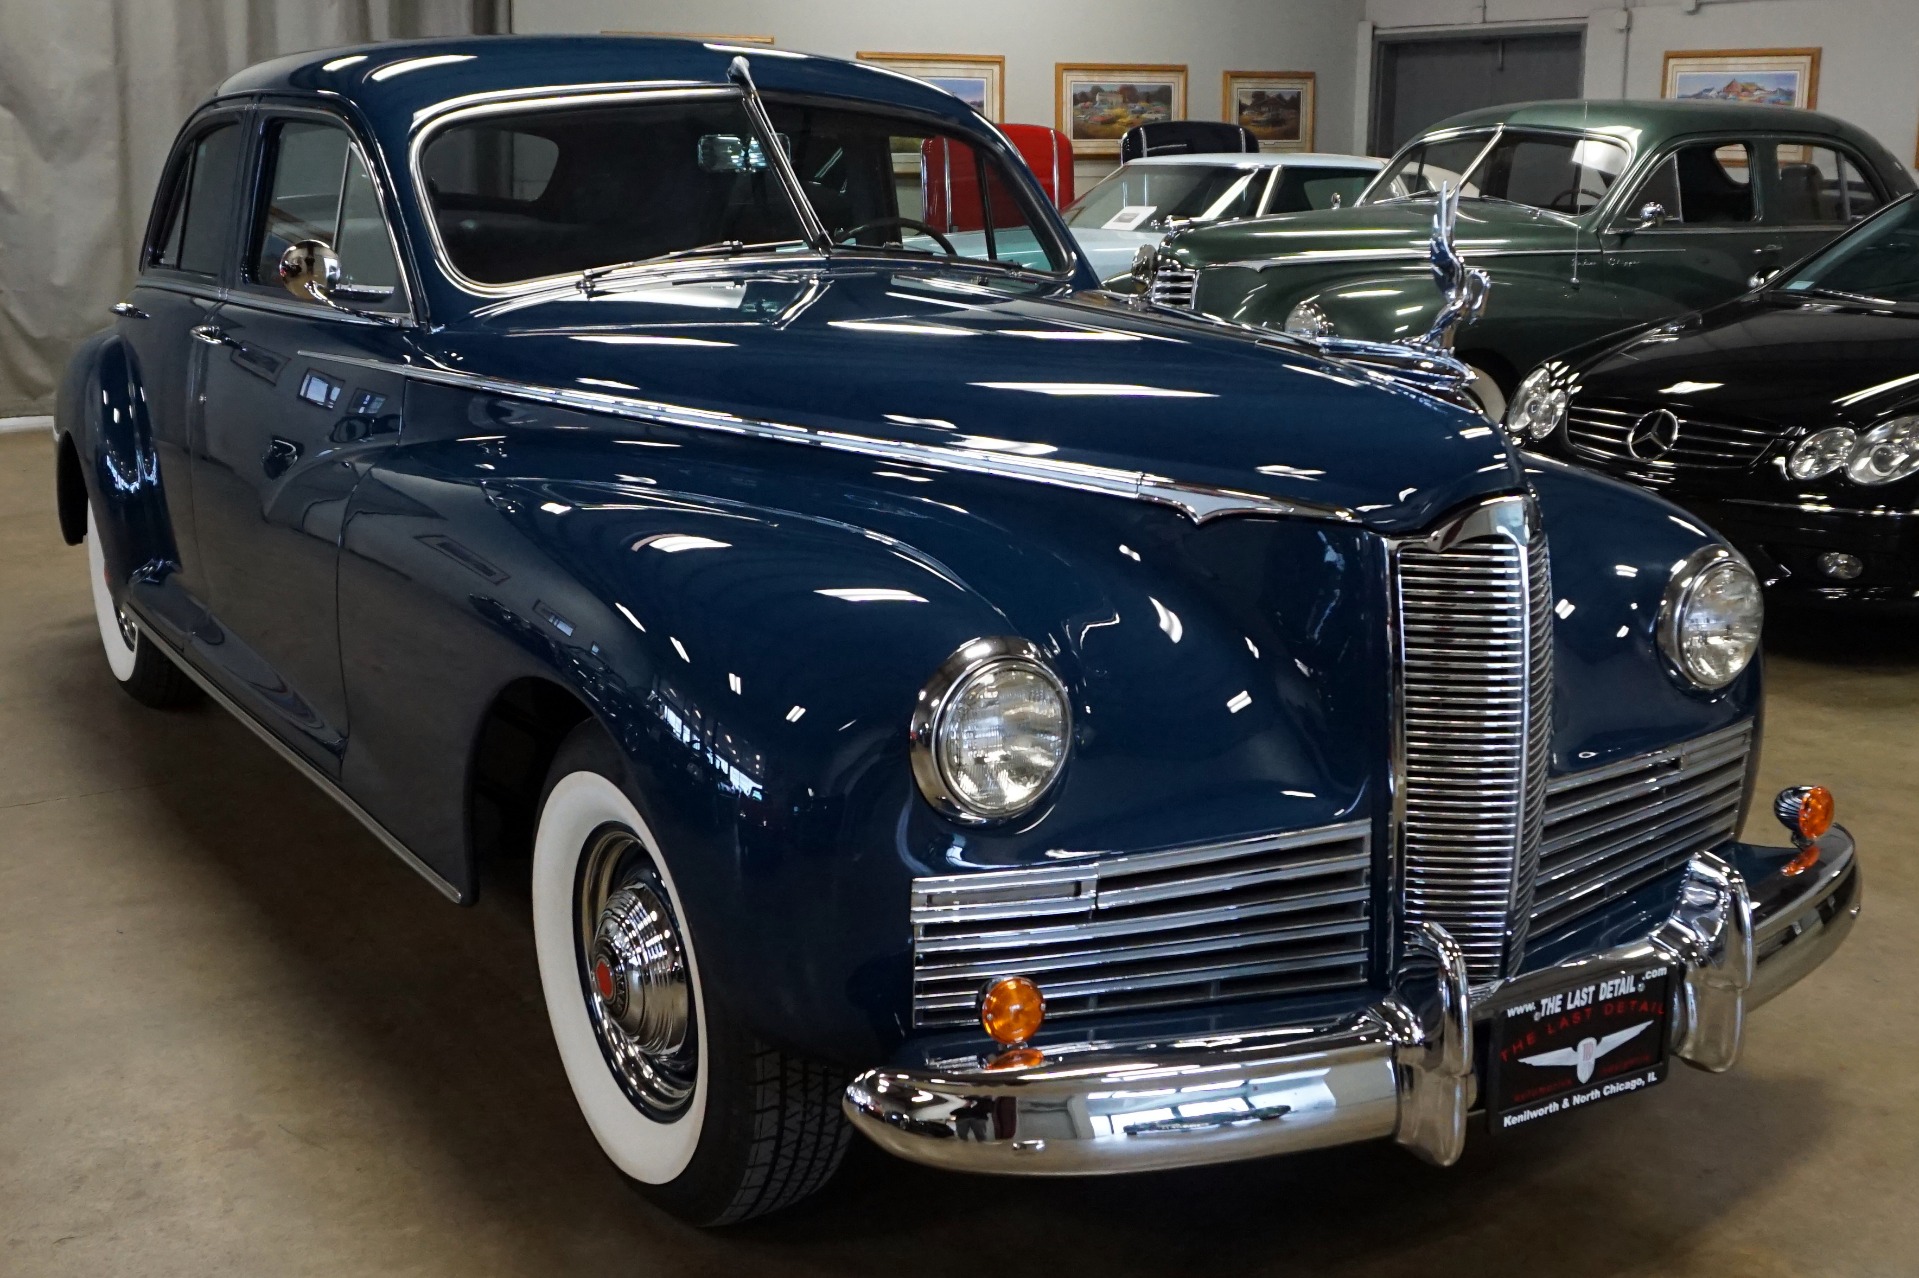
[1146,100,1915,417]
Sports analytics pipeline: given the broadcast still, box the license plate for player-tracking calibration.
[1488,964,1672,1132]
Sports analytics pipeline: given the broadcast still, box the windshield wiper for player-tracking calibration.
[576,240,806,294]
[1783,284,1906,308]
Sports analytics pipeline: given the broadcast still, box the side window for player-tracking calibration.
[251,119,403,308]
[1771,143,1882,224]
[1633,142,1754,225]
[149,122,243,276]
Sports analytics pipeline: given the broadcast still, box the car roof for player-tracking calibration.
[1418,97,1868,143]
[1119,151,1382,170]
[212,34,982,130]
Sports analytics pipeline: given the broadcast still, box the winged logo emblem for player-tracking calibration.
[1518,1021,1654,1084]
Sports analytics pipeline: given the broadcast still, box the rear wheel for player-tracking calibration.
[531,722,850,1225]
[86,505,199,708]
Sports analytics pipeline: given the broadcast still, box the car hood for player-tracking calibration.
[1573,294,1919,425]
[432,265,1521,534]
[1167,198,1576,265]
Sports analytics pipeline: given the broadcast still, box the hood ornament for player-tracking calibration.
[1412,183,1491,352]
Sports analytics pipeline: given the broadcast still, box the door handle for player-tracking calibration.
[1752,243,1784,256]
[190,323,231,347]
[262,436,303,479]
[111,301,149,320]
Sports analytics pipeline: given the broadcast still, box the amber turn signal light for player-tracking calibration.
[979,975,1045,1046]
[1774,785,1835,847]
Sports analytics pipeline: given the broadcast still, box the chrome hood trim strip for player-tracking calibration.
[299,350,1360,526]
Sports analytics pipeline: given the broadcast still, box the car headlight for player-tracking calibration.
[1845,416,1919,485]
[1285,299,1333,338]
[1658,547,1763,691]
[910,638,1070,823]
[1504,365,1569,443]
[1787,426,1858,480]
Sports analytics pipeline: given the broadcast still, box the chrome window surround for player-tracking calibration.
[907,636,1071,825]
[1387,494,1552,986]
[908,820,1373,1028]
[405,83,1082,300]
[1656,543,1761,692]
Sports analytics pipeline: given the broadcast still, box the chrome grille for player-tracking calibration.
[1148,262,1198,309]
[1531,721,1753,937]
[1392,503,1552,984]
[909,822,1371,1028]
[1565,403,1776,472]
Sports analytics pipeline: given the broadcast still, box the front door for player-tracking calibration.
[1596,138,1769,327]
[191,109,412,772]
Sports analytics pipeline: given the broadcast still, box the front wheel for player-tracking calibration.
[531,722,850,1225]
[86,505,200,708]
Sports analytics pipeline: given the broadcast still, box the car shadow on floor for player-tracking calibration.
[1765,608,1919,670]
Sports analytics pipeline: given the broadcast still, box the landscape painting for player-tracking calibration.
[1224,71,1315,151]
[856,53,1004,121]
[1662,48,1819,110]
[1057,63,1187,156]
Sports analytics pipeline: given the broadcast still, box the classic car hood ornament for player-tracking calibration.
[1412,184,1491,353]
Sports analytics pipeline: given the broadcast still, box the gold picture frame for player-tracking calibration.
[1056,62,1188,157]
[856,52,1005,122]
[1223,70,1316,152]
[1661,47,1820,109]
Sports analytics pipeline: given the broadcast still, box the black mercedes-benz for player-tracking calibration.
[1506,192,1919,609]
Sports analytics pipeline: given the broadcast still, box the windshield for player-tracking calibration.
[1365,129,1630,216]
[1777,196,1919,305]
[1064,163,1263,230]
[419,93,1068,287]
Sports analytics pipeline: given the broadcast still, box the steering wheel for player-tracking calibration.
[837,216,958,256]
[1546,185,1603,214]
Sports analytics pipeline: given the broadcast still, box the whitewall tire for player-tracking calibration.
[86,504,199,707]
[531,722,851,1225]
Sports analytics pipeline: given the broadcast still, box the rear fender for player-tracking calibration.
[56,332,181,592]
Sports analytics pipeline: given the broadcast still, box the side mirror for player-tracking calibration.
[279,239,342,304]
[1749,268,1779,290]
[1632,201,1668,231]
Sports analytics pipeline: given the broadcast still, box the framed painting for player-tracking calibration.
[1223,71,1315,151]
[1661,48,1820,109]
[856,53,1004,121]
[1056,63,1187,157]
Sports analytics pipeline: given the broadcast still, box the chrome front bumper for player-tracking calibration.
[843,836,1860,1175]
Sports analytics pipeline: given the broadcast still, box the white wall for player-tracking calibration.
[513,0,1372,182]
[1364,0,1919,167]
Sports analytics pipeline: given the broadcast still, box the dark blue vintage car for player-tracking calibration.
[58,36,1861,1225]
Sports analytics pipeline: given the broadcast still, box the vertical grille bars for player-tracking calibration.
[1392,496,1552,985]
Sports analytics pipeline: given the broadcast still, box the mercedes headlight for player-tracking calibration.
[1658,548,1763,691]
[1787,426,1858,480]
[1505,365,1569,443]
[1845,417,1919,485]
[1285,299,1334,339]
[911,638,1070,823]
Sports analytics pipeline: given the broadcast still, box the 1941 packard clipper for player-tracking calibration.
[58,37,1861,1226]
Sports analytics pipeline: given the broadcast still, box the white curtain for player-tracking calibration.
[0,0,499,417]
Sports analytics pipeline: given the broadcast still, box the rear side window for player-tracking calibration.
[1771,143,1881,225]
[1632,142,1754,224]
[251,119,403,308]
[149,122,242,276]
[1267,166,1375,213]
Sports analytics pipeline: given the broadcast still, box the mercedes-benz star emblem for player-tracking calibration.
[1626,408,1681,461]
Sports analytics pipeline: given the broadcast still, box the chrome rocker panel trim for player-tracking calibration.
[843,836,1859,1175]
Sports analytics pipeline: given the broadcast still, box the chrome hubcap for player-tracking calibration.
[577,827,697,1118]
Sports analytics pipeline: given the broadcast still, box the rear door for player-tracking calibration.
[190,106,413,772]
[1759,137,1889,275]
[1596,137,1766,324]
[115,109,248,634]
